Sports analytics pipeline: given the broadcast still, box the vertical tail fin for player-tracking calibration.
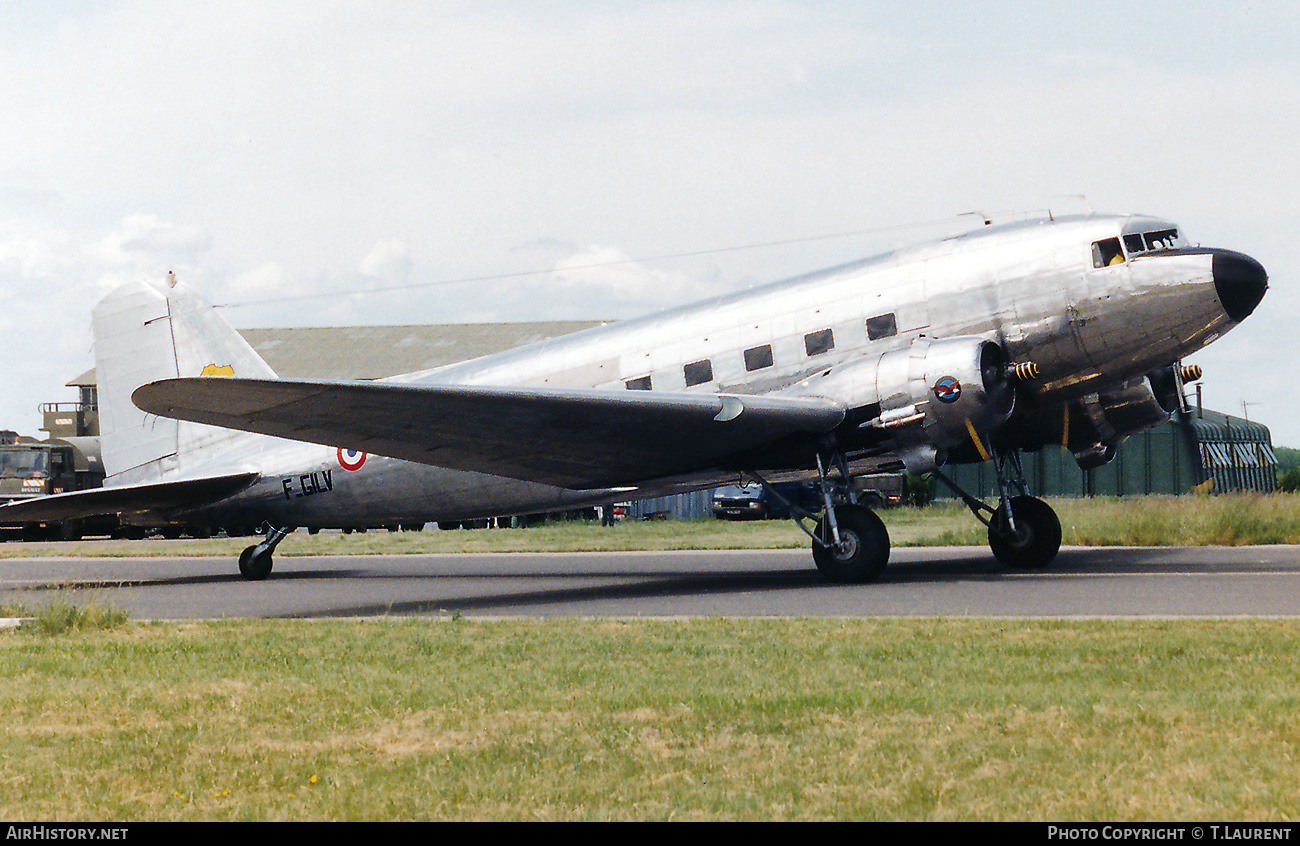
[94,276,277,484]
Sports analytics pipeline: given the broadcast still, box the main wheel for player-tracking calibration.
[238,545,274,581]
[988,495,1061,570]
[812,505,891,583]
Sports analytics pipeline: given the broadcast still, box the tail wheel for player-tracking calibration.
[988,495,1061,570]
[812,505,891,583]
[238,546,274,581]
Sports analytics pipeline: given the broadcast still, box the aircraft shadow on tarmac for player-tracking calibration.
[24,547,1272,619]
[270,547,1208,618]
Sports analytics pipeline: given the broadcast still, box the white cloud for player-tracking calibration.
[0,1,1293,445]
[92,214,212,289]
[359,239,412,280]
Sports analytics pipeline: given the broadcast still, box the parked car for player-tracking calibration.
[711,482,816,520]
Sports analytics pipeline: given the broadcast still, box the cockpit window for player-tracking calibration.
[1143,229,1182,251]
[1091,237,1125,268]
[1122,228,1186,256]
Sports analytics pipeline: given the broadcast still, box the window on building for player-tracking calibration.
[744,344,773,371]
[625,375,652,391]
[865,313,897,341]
[683,359,714,387]
[804,329,834,357]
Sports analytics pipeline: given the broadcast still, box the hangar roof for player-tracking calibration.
[68,320,605,386]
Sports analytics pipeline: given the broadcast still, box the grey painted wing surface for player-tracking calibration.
[0,472,259,520]
[133,378,847,489]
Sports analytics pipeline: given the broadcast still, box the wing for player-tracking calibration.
[0,472,259,521]
[132,378,847,489]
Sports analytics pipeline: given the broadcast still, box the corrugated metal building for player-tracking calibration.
[936,408,1278,499]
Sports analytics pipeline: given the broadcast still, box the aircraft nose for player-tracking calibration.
[1213,250,1267,322]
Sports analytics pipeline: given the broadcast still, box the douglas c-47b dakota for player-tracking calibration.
[1,212,1267,581]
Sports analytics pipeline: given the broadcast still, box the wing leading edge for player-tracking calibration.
[0,472,259,522]
[132,378,847,489]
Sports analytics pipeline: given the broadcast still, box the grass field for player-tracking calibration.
[4,493,1300,559]
[3,494,1300,820]
[2,617,1299,821]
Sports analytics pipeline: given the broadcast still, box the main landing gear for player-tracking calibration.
[751,453,891,584]
[935,449,1062,570]
[752,446,1061,583]
[238,525,294,581]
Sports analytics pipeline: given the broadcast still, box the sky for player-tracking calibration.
[2,1,1298,445]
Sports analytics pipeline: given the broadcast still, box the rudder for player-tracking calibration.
[93,275,278,485]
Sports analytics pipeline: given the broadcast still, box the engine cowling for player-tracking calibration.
[792,336,1013,473]
[1069,381,1173,469]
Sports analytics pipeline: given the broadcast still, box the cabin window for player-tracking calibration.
[683,359,714,387]
[1123,233,1145,255]
[1091,237,1125,268]
[744,344,773,371]
[804,329,834,357]
[866,313,897,341]
[625,375,652,391]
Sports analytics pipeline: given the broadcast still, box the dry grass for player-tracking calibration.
[2,617,1298,820]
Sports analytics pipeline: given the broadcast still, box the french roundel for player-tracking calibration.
[337,448,367,471]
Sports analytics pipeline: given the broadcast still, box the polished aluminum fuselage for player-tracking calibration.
[164,213,1252,528]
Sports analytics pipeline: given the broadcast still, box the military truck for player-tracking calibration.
[0,399,120,540]
[0,431,110,539]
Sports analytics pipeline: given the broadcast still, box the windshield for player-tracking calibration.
[1123,228,1187,256]
[714,485,762,497]
[0,449,47,477]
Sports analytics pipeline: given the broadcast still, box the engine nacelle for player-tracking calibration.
[1069,380,1172,469]
[792,336,1013,473]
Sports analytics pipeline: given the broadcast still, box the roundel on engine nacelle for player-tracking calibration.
[933,376,962,403]
[871,336,1015,455]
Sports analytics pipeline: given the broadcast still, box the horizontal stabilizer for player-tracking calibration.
[0,472,259,522]
[133,378,847,488]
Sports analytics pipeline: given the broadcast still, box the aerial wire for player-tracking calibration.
[212,215,972,309]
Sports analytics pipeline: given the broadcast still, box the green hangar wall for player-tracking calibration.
[936,408,1278,499]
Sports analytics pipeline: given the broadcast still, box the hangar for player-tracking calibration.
[59,321,1278,515]
[937,405,1278,500]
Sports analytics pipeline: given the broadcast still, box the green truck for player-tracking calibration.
[0,402,117,540]
[0,432,109,539]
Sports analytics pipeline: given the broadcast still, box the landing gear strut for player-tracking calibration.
[751,451,891,584]
[935,449,1061,570]
[238,525,294,581]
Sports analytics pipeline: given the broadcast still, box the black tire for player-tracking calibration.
[812,505,891,583]
[988,495,1061,570]
[238,545,273,581]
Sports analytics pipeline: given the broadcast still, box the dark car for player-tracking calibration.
[711,482,816,520]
